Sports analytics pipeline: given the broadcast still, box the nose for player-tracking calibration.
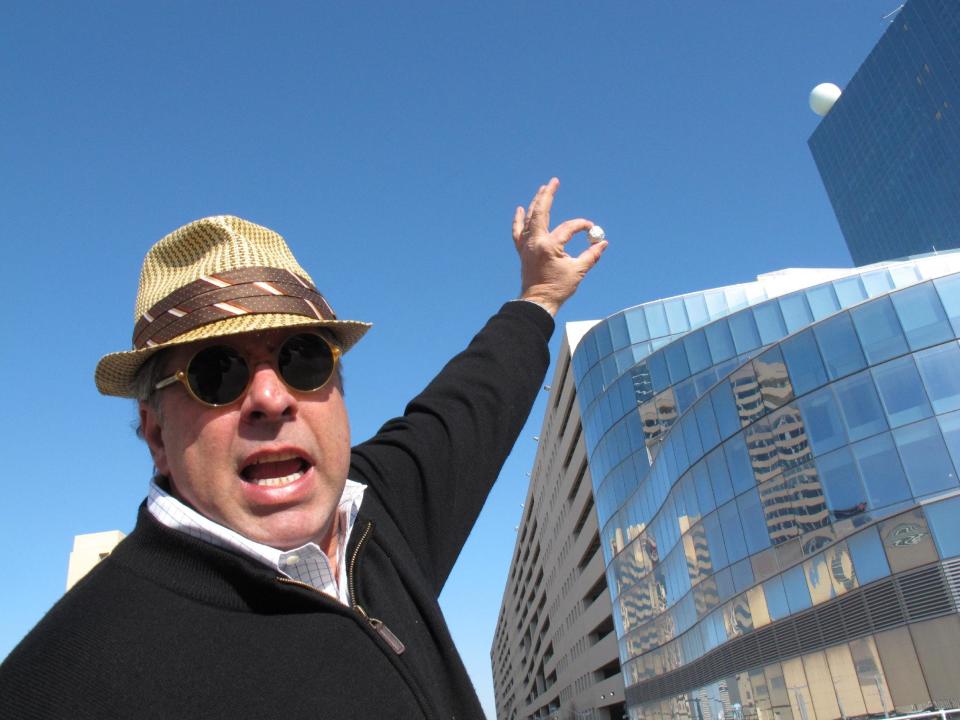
[240,362,298,423]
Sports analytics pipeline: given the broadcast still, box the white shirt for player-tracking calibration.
[147,478,366,605]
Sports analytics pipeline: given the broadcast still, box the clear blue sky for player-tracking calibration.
[2,2,894,716]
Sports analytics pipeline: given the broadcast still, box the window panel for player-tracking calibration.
[738,489,771,555]
[872,355,933,427]
[891,282,953,350]
[693,461,716,515]
[940,410,960,475]
[719,500,748,564]
[707,447,734,506]
[684,294,710,329]
[645,302,669,338]
[664,298,690,334]
[762,576,789,620]
[814,312,867,380]
[731,363,763,428]
[608,313,630,351]
[834,275,867,308]
[799,386,848,456]
[807,283,841,320]
[817,447,868,523]
[783,564,811,612]
[647,351,670,394]
[851,433,912,510]
[847,525,890,584]
[746,417,780,485]
[925,495,960,558]
[770,402,812,469]
[703,512,729,572]
[695,396,721,452]
[779,292,813,333]
[803,553,836,605]
[710,382,740,439]
[832,370,887,442]
[683,330,711,375]
[625,308,650,343]
[850,296,908,363]
[754,302,787,345]
[595,324,613,359]
[730,557,754,593]
[674,377,697,415]
[754,346,793,412]
[915,341,960,414]
[729,312,762,355]
[665,341,690,385]
[893,417,959,497]
[782,329,828,396]
[724,434,756,495]
[862,269,894,297]
[705,320,736,364]
[934,273,960,336]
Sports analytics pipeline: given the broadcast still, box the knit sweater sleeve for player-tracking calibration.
[349,301,554,593]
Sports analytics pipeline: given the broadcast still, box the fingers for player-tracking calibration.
[573,239,608,271]
[512,207,525,251]
[527,177,559,230]
[551,218,593,247]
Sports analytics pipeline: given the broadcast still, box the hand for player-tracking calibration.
[512,178,608,316]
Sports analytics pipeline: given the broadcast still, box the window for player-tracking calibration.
[754,346,793,412]
[851,433,911,510]
[925,496,960,558]
[872,355,933,428]
[893,418,959,497]
[915,341,960,414]
[817,447,868,522]
[705,320,736,364]
[806,284,840,321]
[847,525,890,584]
[754,303,787,345]
[934,273,960,336]
[814,313,867,380]
[799,386,847,455]
[684,330,711,374]
[781,329,828,395]
[832,370,887,442]
[782,564,811,612]
[891,282,953,350]
[779,292,813,333]
[729,312,762,355]
[850,296,907,363]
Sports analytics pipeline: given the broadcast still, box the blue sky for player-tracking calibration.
[2,2,894,716]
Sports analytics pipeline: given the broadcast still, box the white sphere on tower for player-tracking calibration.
[809,83,842,116]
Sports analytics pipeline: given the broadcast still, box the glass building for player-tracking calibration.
[572,251,960,719]
[808,0,960,266]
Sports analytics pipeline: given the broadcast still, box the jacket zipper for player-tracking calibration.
[276,520,405,655]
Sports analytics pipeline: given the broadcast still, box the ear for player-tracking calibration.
[139,401,170,476]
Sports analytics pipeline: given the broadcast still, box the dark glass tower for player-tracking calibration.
[808,0,960,266]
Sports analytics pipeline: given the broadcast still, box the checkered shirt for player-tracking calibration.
[147,478,366,605]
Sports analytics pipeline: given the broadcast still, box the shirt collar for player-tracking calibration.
[146,478,366,604]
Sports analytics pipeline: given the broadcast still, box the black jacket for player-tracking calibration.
[0,301,554,719]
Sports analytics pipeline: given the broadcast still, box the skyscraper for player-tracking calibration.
[808,0,960,266]
[573,253,960,719]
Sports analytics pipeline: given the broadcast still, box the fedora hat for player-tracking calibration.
[95,215,371,398]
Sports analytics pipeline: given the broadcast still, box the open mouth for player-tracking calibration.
[240,451,311,487]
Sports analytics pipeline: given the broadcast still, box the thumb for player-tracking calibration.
[574,240,608,272]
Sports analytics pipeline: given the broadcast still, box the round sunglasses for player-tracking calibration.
[153,332,342,407]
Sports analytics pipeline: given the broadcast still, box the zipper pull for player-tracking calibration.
[368,616,406,655]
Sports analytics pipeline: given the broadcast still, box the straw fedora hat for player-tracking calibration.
[95,215,371,398]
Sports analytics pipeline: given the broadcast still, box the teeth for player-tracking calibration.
[252,451,300,465]
[254,471,304,487]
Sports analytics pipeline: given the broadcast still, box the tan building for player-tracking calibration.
[66,530,125,590]
[491,322,625,720]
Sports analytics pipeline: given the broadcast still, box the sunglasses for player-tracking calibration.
[153,332,342,407]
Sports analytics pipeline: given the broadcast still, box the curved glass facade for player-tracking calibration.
[573,252,960,719]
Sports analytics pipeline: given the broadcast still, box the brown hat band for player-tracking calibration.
[133,266,336,349]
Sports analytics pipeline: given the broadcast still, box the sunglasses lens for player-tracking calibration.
[187,346,249,405]
[279,334,336,391]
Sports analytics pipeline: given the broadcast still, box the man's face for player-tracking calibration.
[139,328,351,551]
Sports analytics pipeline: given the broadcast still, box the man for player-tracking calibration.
[0,179,606,719]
